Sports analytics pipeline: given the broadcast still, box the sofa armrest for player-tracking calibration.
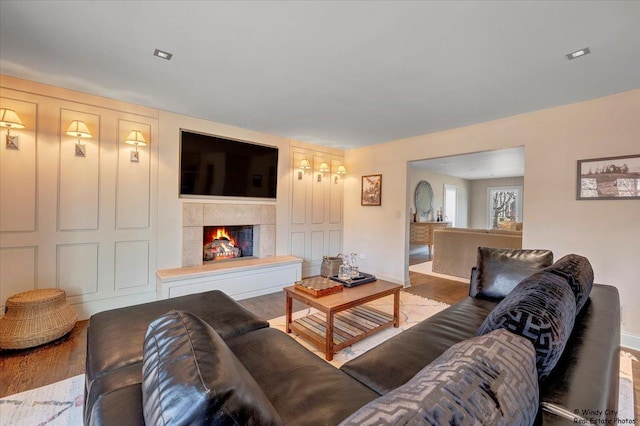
[540,284,620,425]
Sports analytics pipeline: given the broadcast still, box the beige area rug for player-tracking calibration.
[269,292,450,368]
[0,374,84,426]
[409,260,469,283]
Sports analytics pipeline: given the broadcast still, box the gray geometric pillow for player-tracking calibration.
[476,272,576,381]
[339,329,539,426]
[543,254,593,313]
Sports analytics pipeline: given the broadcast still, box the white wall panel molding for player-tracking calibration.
[58,108,101,231]
[116,120,152,230]
[290,150,308,225]
[290,232,305,260]
[0,97,37,233]
[311,154,327,224]
[329,230,342,256]
[289,145,344,278]
[115,240,150,290]
[0,246,37,310]
[329,158,344,224]
[56,242,99,297]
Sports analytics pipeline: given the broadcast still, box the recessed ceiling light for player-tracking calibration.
[153,49,173,60]
[566,47,590,60]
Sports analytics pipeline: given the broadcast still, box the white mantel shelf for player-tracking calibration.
[156,255,303,300]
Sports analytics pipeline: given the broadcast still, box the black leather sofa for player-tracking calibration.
[84,250,620,425]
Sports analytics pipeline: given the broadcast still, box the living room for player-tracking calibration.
[0,1,639,424]
[407,148,526,278]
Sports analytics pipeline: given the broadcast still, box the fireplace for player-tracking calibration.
[203,225,253,263]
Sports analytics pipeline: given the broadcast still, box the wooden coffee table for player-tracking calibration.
[284,278,402,361]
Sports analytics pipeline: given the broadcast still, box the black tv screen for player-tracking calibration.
[180,130,278,199]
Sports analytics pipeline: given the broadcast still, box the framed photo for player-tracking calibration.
[577,154,640,200]
[361,174,382,206]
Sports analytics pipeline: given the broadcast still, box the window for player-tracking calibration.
[443,184,457,227]
[487,186,522,229]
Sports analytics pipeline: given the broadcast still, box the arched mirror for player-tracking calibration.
[415,180,434,218]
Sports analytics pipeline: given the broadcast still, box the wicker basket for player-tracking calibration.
[320,255,344,278]
[0,288,78,350]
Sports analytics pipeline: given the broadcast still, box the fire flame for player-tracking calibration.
[209,227,236,246]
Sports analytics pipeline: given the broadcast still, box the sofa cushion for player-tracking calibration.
[339,329,539,426]
[543,254,594,313]
[227,327,380,425]
[340,296,497,395]
[476,272,576,380]
[142,310,282,426]
[471,247,554,300]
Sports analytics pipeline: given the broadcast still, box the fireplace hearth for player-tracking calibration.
[203,225,253,263]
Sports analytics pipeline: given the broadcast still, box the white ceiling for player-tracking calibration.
[410,147,525,180]
[1,1,639,150]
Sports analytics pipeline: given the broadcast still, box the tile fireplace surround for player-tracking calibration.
[182,202,276,267]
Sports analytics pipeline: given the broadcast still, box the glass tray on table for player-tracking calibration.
[329,272,377,288]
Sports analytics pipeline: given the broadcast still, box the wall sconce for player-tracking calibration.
[297,159,311,180]
[317,162,330,182]
[0,108,25,150]
[334,165,347,183]
[125,130,147,162]
[66,120,92,157]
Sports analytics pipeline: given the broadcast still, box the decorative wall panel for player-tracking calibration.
[115,240,150,289]
[290,232,305,259]
[57,243,99,297]
[291,152,308,225]
[330,158,343,224]
[289,148,344,277]
[0,246,37,308]
[116,120,151,229]
[329,230,342,256]
[1,77,158,320]
[58,109,100,230]
[311,154,326,224]
[0,98,37,232]
[311,231,325,262]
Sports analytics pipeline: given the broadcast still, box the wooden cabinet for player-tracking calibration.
[410,222,451,253]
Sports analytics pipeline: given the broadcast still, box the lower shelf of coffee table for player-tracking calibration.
[290,305,394,352]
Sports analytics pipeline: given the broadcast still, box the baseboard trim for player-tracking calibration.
[621,333,640,351]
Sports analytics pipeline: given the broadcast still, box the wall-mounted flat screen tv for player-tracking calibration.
[180,130,278,199]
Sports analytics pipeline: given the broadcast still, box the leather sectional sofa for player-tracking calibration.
[84,249,620,425]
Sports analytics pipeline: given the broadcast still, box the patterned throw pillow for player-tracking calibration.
[476,272,576,380]
[339,329,539,426]
[543,254,594,313]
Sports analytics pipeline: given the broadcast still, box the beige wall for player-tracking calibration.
[407,167,470,227]
[344,89,640,346]
[470,176,525,229]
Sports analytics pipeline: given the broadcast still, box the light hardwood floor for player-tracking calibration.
[1,267,638,422]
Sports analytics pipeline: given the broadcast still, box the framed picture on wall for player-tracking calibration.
[577,154,640,200]
[361,174,382,206]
